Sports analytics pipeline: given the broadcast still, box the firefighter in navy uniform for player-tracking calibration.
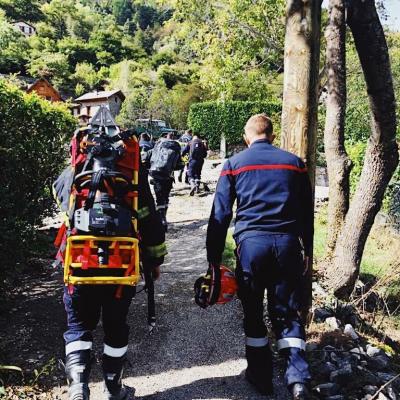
[206,114,313,399]
[62,159,167,400]
[182,134,208,196]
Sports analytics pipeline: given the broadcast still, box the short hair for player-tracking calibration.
[244,114,273,137]
[186,129,192,135]
[140,132,150,141]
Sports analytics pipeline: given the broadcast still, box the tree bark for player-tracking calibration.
[281,0,321,315]
[323,0,351,257]
[327,0,399,299]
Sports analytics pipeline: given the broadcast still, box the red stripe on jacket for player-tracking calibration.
[220,164,307,177]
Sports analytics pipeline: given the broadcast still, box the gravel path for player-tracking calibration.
[52,159,291,400]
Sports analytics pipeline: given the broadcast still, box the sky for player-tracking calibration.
[321,0,400,32]
[385,0,400,31]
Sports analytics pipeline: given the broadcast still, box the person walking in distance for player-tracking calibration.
[206,114,313,399]
[149,133,183,231]
[177,129,193,183]
[182,133,208,196]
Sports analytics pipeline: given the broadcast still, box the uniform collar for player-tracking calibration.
[250,138,271,147]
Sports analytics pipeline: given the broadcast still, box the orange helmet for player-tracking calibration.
[194,264,238,308]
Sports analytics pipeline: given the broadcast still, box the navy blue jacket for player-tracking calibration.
[206,139,313,264]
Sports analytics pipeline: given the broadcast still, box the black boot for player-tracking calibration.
[245,345,274,396]
[102,354,129,400]
[65,350,91,400]
[189,179,196,196]
[290,383,310,400]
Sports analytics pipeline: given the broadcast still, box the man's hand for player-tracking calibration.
[152,265,161,281]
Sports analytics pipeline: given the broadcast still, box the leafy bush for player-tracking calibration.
[347,140,400,226]
[0,82,76,269]
[187,100,282,149]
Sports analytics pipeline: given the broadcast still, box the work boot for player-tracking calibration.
[245,344,273,396]
[102,354,129,400]
[189,179,196,196]
[195,179,201,194]
[290,383,310,400]
[65,350,91,400]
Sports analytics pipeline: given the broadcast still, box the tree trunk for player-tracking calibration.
[323,0,351,257]
[327,0,399,300]
[281,0,321,315]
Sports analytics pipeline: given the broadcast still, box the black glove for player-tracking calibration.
[194,264,221,308]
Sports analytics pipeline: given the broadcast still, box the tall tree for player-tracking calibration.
[326,0,399,299]
[280,0,321,316]
[323,0,351,257]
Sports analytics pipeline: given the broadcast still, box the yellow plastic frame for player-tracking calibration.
[64,136,140,286]
[64,235,140,286]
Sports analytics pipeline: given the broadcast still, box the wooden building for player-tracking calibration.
[26,78,63,102]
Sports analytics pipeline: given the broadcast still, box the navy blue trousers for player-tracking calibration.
[236,233,311,387]
[63,285,135,357]
[187,159,204,181]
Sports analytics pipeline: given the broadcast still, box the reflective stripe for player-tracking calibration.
[221,164,307,177]
[144,242,168,258]
[103,344,128,357]
[277,338,306,351]
[65,340,92,355]
[156,205,167,210]
[246,336,269,347]
[137,206,150,220]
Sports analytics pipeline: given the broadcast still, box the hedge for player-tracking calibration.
[187,100,282,149]
[0,81,76,269]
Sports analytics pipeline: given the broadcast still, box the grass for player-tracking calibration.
[223,205,399,283]
[221,228,236,269]
[314,205,399,281]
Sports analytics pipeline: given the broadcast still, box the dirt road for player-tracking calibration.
[1,160,290,399]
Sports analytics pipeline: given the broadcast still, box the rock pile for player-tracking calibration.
[308,309,400,400]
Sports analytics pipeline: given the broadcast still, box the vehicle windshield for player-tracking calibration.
[136,119,167,128]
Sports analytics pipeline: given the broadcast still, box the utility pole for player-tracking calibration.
[280,0,321,320]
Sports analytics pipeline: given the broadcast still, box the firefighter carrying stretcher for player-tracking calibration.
[53,107,167,400]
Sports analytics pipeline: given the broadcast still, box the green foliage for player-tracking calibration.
[112,0,133,25]
[347,141,367,193]
[0,0,43,22]
[187,100,281,149]
[72,62,108,93]
[28,51,70,89]
[0,12,30,73]
[0,82,76,268]
[169,0,285,100]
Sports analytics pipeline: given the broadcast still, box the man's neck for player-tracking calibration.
[248,135,269,146]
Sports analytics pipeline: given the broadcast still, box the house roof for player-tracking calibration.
[26,77,63,101]
[75,90,125,102]
[13,21,36,29]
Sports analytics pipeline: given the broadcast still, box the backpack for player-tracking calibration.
[150,139,180,176]
[140,143,153,169]
[190,139,207,161]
